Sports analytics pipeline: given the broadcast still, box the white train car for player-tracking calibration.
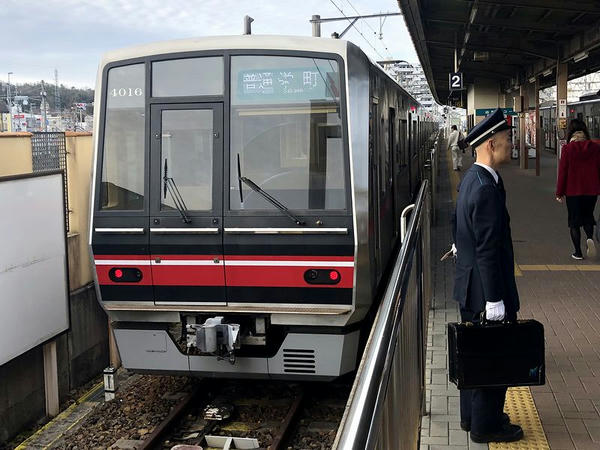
[90,35,435,379]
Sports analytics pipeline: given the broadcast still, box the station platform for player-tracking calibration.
[421,142,600,450]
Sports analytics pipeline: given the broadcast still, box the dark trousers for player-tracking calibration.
[459,307,508,433]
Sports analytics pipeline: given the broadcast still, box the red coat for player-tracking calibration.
[556,140,600,197]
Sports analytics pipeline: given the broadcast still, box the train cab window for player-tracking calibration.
[152,57,224,97]
[229,55,345,210]
[100,64,145,210]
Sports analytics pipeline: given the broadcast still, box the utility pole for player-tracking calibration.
[54,69,61,114]
[41,80,48,132]
[7,72,13,132]
[312,15,321,37]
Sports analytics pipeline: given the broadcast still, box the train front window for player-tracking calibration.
[100,64,145,210]
[152,57,224,97]
[229,55,345,211]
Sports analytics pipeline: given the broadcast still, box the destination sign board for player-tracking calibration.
[235,68,339,104]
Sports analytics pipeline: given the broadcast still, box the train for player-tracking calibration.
[540,94,600,153]
[89,35,437,380]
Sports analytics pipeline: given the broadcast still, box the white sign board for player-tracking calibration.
[0,172,69,366]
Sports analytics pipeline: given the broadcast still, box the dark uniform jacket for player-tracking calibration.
[453,164,520,317]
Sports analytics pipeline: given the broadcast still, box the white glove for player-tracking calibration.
[440,243,458,261]
[485,300,505,321]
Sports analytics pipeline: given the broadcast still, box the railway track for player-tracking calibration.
[151,378,350,449]
[49,373,351,449]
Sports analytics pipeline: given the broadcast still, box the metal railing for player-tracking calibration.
[334,180,431,450]
[429,133,441,225]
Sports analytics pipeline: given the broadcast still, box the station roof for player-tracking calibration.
[398,0,600,104]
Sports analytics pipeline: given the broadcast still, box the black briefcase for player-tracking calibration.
[448,319,545,389]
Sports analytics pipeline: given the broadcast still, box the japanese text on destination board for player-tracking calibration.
[237,68,337,103]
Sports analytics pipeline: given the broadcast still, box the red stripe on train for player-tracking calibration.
[225,266,353,288]
[152,265,225,286]
[94,255,354,288]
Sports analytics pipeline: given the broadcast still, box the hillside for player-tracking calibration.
[1,81,94,113]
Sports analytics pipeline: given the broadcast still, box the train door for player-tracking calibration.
[369,98,381,282]
[398,118,410,205]
[408,113,419,197]
[149,103,225,305]
[379,106,394,266]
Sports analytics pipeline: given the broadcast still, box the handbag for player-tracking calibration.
[457,138,468,150]
[448,318,545,389]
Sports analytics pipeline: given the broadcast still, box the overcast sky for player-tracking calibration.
[2,0,417,89]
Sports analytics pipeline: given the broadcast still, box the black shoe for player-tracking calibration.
[470,423,524,443]
[460,413,510,432]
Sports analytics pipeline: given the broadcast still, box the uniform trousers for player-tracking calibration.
[459,307,508,434]
[451,145,462,170]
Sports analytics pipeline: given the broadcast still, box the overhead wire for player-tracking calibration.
[339,0,394,60]
[328,0,385,60]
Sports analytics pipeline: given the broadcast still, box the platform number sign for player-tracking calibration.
[449,73,464,91]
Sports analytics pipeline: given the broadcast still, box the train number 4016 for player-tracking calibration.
[111,88,143,97]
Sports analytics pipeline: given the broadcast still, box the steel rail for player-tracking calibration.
[334,180,428,449]
[268,390,305,450]
[139,385,200,450]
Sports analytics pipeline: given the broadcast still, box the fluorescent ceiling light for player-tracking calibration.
[542,69,553,77]
[573,51,589,63]
[528,76,536,83]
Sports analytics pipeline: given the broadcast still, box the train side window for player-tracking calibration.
[100,64,145,211]
[152,57,224,97]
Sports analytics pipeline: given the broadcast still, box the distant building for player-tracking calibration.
[390,62,436,108]
[0,101,10,132]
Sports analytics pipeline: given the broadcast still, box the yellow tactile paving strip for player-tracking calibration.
[518,264,600,271]
[14,381,104,449]
[490,387,550,450]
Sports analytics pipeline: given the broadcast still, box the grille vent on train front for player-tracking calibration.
[283,349,316,374]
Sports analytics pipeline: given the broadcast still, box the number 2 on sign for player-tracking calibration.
[111,88,143,97]
[451,75,461,89]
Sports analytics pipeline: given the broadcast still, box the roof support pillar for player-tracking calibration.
[519,84,528,170]
[535,77,541,176]
[556,62,568,172]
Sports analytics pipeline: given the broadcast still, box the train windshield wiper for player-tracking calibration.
[237,162,305,226]
[163,159,191,224]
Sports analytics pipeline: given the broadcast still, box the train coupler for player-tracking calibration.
[186,316,240,363]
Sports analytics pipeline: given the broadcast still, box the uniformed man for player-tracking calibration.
[452,108,523,443]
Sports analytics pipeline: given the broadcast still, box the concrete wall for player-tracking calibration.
[0,132,108,445]
[0,133,33,176]
[65,132,94,290]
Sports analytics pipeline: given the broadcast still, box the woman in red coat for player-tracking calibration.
[556,119,600,259]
